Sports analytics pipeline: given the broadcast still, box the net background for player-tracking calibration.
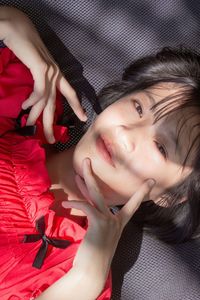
[1,1,200,299]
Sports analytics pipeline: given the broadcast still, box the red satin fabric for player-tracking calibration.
[0,48,111,300]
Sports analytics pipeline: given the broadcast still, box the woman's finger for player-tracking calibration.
[82,158,109,215]
[27,67,46,99]
[42,75,57,144]
[58,75,87,122]
[26,100,46,126]
[22,91,41,110]
[24,71,47,125]
[119,179,155,227]
[75,174,94,206]
[42,101,56,144]
[22,71,46,110]
[62,200,98,223]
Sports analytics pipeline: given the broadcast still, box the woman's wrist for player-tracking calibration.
[74,256,110,283]
[36,264,107,300]
[0,7,14,41]
[0,6,29,24]
[73,234,119,285]
[0,6,46,71]
[0,6,36,46]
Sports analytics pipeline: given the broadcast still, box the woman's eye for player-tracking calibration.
[155,142,167,159]
[134,100,143,118]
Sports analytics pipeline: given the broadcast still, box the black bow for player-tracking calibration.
[23,216,71,269]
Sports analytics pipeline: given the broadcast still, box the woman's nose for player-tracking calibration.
[115,126,135,153]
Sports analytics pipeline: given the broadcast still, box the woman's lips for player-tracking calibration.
[96,135,115,167]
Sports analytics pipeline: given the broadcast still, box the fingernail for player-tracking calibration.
[61,202,66,207]
[22,104,26,109]
[61,201,67,207]
[49,136,56,144]
[81,114,88,122]
[62,201,72,208]
[147,179,156,188]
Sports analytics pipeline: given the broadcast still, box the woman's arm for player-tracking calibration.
[36,265,107,300]
[0,6,87,143]
[36,158,155,300]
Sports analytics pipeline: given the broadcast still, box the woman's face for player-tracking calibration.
[73,83,197,206]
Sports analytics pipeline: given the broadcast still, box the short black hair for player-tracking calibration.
[98,46,200,243]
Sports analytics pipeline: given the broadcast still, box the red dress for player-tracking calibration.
[0,48,112,300]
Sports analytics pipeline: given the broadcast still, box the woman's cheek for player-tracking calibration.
[130,152,159,180]
[130,154,164,189]
[106,163,145,199]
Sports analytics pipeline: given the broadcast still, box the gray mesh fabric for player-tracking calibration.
[1,1,200,299]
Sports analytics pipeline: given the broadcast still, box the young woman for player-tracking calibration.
[0,6,200,300]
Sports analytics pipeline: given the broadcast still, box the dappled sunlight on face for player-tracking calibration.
[73,83,198,207]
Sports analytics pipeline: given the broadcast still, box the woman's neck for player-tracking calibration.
[45,145,86,216]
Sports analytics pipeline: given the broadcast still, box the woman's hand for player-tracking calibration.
[0,6,87,143]
[37,159,155,300]
[62,158,155,281]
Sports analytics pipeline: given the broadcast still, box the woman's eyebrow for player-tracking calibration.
[166,129,177,146]
[144,91,156,106]
[162,128,182,158]
[144,91,182,156]
[143,91,184,159]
